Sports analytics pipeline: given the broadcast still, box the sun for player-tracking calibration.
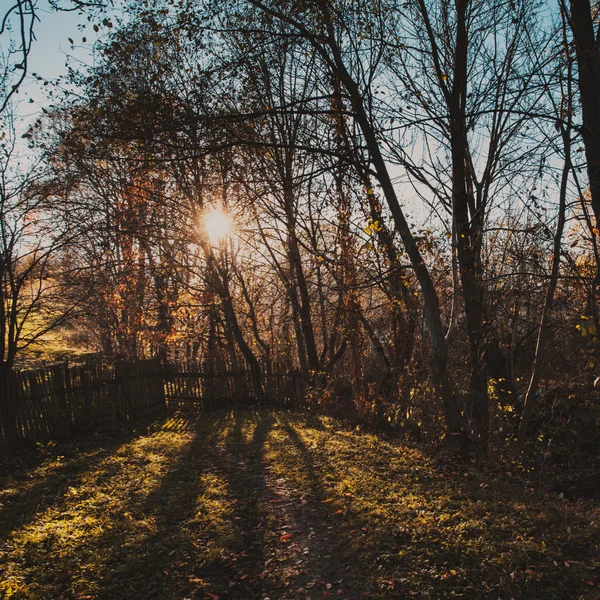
[204,209,233,245]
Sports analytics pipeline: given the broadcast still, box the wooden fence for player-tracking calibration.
[0,359,302,451]
[0,358,165,451]
[117,359,167,419]
[164,361,303,410]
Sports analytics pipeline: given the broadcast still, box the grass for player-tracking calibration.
[0,408,599,599]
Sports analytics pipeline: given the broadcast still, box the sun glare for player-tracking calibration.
[204,209,233,245]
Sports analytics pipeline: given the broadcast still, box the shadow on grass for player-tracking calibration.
[90,409,275,600]
[269,414,372,598]
[0,414,226,599]
[2,409,598,600]
[0,421,160,543]
[275,412,600,600]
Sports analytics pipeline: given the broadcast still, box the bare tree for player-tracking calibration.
[1,1,37,114]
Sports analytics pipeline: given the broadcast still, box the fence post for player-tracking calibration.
[150,357,166,415]
[0,369,18,449]
[52,364,71,436]
[115,361,129,421]
[294,370,303,411]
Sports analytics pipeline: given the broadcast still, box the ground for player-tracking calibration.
[0,409,599,600]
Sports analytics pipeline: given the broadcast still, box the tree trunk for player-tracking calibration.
[283,182,320,372]
[208,254,264,401]
[449,0,489,450]
[517,119,571,449]
[569,0,600,240]
[325,37,467,450]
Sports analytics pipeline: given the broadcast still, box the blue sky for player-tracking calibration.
[5,3,102,135]
[30,5,86,79]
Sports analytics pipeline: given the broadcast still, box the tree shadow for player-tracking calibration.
[0,421,158,542]
[87,409,275,600]
[271,414,373,598]
[0,414,225,599]
[4,409,593,599]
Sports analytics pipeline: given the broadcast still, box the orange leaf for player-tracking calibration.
[280,533,294,542]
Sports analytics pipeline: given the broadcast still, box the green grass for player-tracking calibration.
[0,409,598,599]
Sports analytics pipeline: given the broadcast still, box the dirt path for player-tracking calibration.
[200,411,365,599]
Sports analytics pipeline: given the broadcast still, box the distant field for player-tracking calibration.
[0,409,598,599]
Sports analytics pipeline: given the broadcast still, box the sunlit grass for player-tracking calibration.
[264,414,600,598]
[1,427,198,598]
[0,410,598,599]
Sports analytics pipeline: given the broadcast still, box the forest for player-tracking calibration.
[3,0,600,598]
[2,0,600,457]
[2,0,600,461]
